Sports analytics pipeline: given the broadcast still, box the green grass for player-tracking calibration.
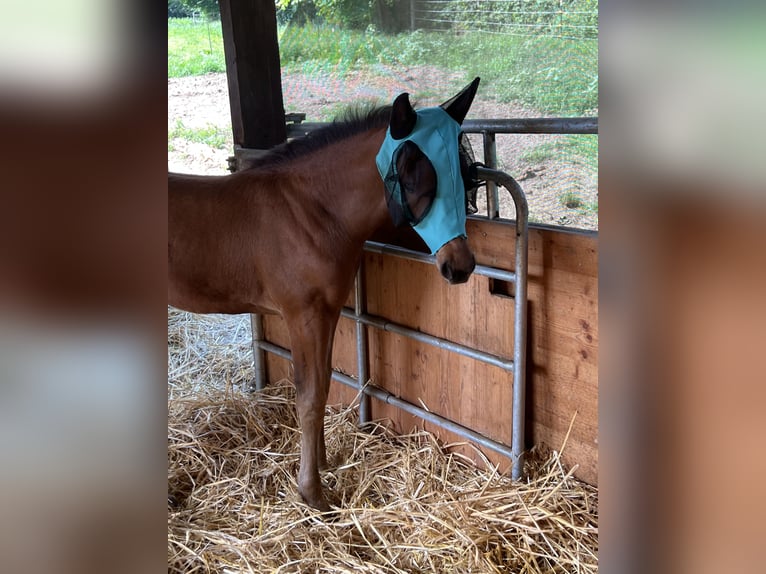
[518,134,598,217]
[559,191,584,209]
[521,141,561,164]
[558,194,598,216]
[168,120,231,149]
[387,31,598,115]
[278,22,386,73]
[582,201,599,214]
[168,19,598,116]
[523,134,597,166]
[168,18,226,77]
[279,24,597,115]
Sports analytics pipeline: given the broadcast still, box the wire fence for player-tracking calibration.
[412,0,598,40]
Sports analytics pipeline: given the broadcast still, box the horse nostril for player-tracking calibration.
[440,262,453,282]
[450,269,471,284]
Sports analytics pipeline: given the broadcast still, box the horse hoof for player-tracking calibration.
[299,489,331,513]
[314,499,332,513]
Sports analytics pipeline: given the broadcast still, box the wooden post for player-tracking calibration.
[219,0,286,150]
[219,0,286,390]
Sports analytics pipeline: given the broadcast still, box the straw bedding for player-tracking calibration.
[168,309,598,573]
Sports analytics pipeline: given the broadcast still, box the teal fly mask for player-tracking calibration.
[376,78,482,255]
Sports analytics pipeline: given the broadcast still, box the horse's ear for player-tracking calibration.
[390,92,417,140]
[440,77,481,125]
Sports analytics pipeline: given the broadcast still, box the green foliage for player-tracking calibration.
[426,0,598,40]
[506,36,598,114]
[279,22,388,72]
[559,191,584,209]
[275,0,318,25]
[277,0,410,32]
[520,142,560,164]
[176,0,220,20]
[315,0,371,29]
[168,18,598,115]
[168,18,226,77]
[523,135,597,170]
[278,0,371,29]
[386,30,597,115]
[558,191,598,215]
[168,0,193,18]
[169,119,231,149]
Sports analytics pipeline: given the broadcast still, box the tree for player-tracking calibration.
[277,0,409,32]
[176,0,220,20]
[168,0,194,18]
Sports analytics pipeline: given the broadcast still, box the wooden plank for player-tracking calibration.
[466,218,598,277]
[219,0,286,150]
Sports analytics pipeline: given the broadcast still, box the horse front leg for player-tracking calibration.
[285,308,338,512]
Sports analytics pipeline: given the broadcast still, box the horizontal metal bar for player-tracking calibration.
[340,307,514,371]
[363,241,516,283]
[463,117,598,134]
[256,339,517,462]
[352,379,518,462]
[285,116,597,140]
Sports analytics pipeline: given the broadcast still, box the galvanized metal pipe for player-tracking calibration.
[476,166,529,480]
[339,307,514,372]
[349,377,518,462]
[250,313,266,391]
[463,117,598,134]
[482,131,499,219]
[363,241,517,284]
[353,264,371,426]
[286,117,598,140]
[256,339,518,462]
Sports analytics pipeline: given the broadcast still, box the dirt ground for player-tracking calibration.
[168,69,597,230]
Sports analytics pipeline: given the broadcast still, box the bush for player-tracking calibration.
[174,0,220,20]
[168,0,194,18]
[277,0,410,32]
[276,0,318,26]
[424,0,597,39]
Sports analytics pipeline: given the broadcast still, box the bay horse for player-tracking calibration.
[169,78,481,511]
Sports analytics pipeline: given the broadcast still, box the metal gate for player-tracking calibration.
[243,116,596,480]
[248,168,529,480]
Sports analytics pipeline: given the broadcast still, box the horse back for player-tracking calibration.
[168,172,278,314]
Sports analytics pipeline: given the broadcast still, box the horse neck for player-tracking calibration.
[296,127,390,247]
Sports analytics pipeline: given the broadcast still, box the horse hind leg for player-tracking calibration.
[317,424,329,472]
[286,308,338,512]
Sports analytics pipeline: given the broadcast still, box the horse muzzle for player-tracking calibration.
[436,236,476,284]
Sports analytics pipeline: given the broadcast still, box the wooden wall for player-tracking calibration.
[261,217,599,486]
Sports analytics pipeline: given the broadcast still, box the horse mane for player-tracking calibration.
[244,104,392,170]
